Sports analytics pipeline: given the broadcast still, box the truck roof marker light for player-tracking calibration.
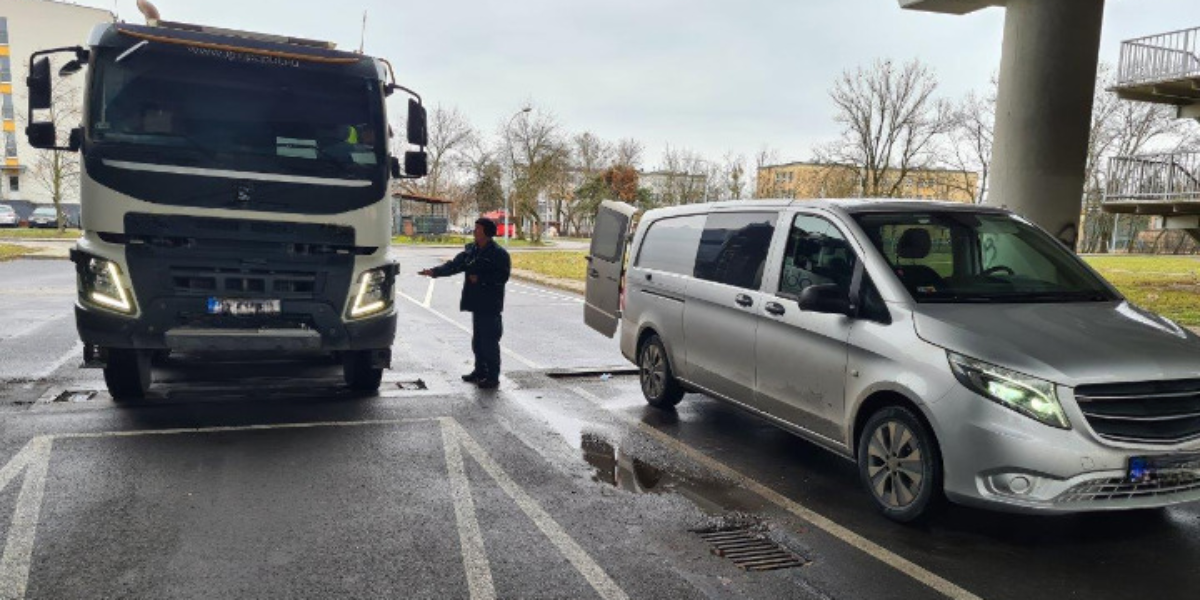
[115,28,360,65]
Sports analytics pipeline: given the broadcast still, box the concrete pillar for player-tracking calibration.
[987,0,1104,249]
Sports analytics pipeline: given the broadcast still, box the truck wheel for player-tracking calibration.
[857,406,944,523]
[104,349,152,401]
[343,350,383,392]
[639,335,684,409]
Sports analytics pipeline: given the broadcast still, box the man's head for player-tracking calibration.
[474,218,498,247]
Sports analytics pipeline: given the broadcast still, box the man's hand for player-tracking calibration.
[418,269,434,277]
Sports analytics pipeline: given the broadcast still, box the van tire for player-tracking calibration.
[104,349,152,401]
[857,406,944,523]
[638,334,684,409]
[343,350,383,392]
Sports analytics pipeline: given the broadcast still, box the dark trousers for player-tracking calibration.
[471,312,503,380]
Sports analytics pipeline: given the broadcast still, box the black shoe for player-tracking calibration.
[476,379,500,389]
[462,372,482,383]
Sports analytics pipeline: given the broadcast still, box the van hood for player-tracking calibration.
[913,301,1200,386]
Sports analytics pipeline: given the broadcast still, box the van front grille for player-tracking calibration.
[1075,379,1200,445]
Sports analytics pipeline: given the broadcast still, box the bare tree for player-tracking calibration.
[658,145,708,206]
[720,152,747,200]
[614,138,644,169]
[943,77,997,203]
[501,106,568,242]
[25,81,82,232]
[397,104,476,199]
[817,59,952,198]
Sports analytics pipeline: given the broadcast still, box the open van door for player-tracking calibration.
[584,201,638,338]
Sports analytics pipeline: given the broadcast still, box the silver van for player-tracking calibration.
[584,199,1200,521]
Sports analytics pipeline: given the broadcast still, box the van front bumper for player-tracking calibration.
[935,386,1200,513]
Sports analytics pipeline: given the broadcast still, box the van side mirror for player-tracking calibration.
[26,122,56,149]
[406,99,427,147]
[404,151,428,178]
[28,57,52,110]
[798,284,852,316]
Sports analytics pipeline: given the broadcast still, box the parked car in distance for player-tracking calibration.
[0,204,17,227]
[27,207,59,229]
[585,199,1200,522]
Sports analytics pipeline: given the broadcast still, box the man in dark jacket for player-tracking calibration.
[419,218,512,389]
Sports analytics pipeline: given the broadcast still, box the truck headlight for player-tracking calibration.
[348,266,394,319]
[81,257,136,315]
[947,352,1070,429]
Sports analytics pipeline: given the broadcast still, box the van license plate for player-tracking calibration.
[207,298,281,316]
[1128,453,1200,483]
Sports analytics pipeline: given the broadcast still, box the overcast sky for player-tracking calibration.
[78,0,1196,167]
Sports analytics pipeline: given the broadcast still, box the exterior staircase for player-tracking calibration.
[1105,27,1200,242]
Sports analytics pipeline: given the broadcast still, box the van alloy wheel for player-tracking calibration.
[857,406,943,522]
[638,334,684,408]
[866,421,924,508]
[640,343,666,399]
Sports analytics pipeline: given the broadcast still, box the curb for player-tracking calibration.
[510,269,585,296]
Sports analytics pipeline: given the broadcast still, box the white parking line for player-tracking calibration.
[441,420,496,600]
[445,419,629,600]
[0,437,52,600]
[423,278,436,308]
[568,386,981,600]
[397,291,543,369]
[28,341,83,382]
[508,283,582,304]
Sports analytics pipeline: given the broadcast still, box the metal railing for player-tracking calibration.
[1105,152,1200,205]
[1117,26,1200,87]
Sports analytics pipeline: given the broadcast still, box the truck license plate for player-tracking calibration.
[206,298,281,316]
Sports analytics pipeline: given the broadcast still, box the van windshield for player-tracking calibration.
[853,211,1117,303]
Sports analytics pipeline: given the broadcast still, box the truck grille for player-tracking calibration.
[171,266,321,299]
[1057,471,1200,504]
[1075,380,1200,445]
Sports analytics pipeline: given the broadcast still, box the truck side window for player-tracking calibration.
[693,212,777,290]
[779,214,858,298]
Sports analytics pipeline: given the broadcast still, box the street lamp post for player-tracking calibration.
[504,107,532,245]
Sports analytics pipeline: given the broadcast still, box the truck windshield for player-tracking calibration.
[88,46,384,179]
[853,211,1117,304]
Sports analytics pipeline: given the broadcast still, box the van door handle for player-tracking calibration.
[645,273,653,282]
[735,294,753,307]
[589,268,600,278]
[765,302,786,316]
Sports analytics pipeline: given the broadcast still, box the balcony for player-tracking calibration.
[1112,27,1200,119]
[1105,152,1200,215]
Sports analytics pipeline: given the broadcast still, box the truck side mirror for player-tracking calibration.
[28,57,52,110]
[390,156,402,178]
[26,122,57,149]
[404,151,428,178]
[406,99,427,147]
[68,127,83,152]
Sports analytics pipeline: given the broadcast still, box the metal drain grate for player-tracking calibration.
[695,528,806,571]
[53,390,99,403]
[395,379,428,391]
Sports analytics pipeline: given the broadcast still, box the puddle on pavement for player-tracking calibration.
[581,432,770,516]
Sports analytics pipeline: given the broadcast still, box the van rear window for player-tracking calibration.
[636,215,705,275]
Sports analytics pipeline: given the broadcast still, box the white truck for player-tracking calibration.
[25,7,428,398]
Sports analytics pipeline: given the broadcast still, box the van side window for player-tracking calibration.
[779,214,858,298]
[693,212,777,290]
[635,215,705,275]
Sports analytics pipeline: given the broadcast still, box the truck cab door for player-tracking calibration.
[585,201,639,338]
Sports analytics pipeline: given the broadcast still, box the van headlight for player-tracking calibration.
[947,352,1070,429]
[81,257,136,315]
[348,266,395,319]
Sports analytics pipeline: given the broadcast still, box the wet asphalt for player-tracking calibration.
[0,248,1198,600]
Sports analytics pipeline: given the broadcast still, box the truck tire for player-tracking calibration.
[343,350,383,392]
[104,349,152,401]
